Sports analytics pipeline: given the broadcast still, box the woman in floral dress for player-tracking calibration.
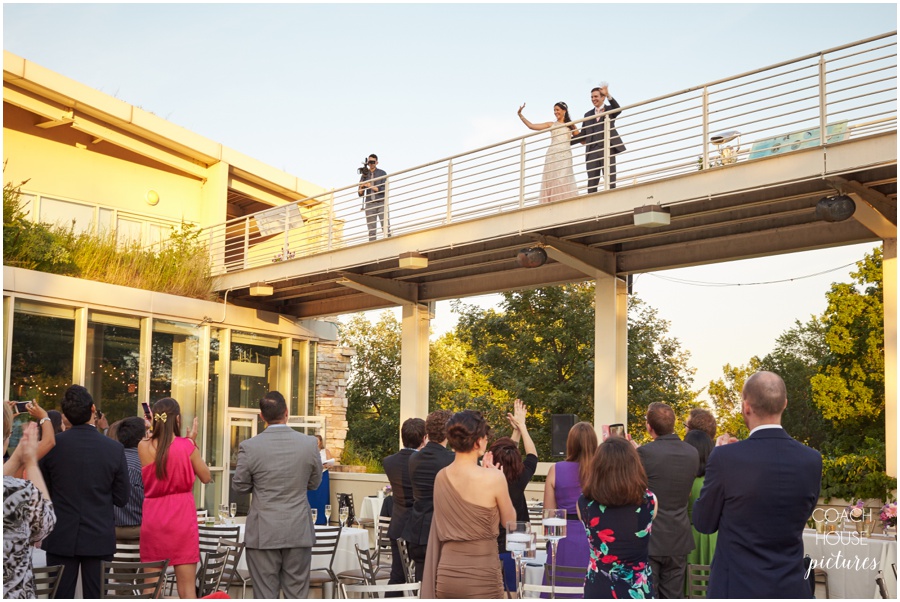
[577,436,657,599]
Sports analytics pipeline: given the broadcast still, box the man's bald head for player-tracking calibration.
[742,371,787,419]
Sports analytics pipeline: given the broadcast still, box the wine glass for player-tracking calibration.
[324,504,332,525]
[543,509,567,597]
[506,521,531,598]
[311,508,318,525]
[218,504,228,524]
[229,502,237,522]
[339,506,349,528]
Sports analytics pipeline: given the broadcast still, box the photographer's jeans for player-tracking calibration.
[365,200,389,241]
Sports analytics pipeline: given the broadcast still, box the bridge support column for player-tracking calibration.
[594,274,628,432]
[885,238,896,478]
[400,303,431,438]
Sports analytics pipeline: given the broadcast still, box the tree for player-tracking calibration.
[706,361,758,440]
[340,312,402,463]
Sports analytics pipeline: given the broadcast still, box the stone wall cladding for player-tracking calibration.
[315,339,354,461]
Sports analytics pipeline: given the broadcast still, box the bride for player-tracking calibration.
[518,102,580,203]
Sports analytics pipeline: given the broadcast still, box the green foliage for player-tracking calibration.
[820,438,897,503]
[811,248,884,429]
[3,177,214,299]
[706,361,757,440]
[341,312,402,463]
[340,439,384,473]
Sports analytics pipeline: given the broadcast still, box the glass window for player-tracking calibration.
[151,319,202,432]
[86,312,141,425]
[117,218,143,246]
[308,341,317,415]
[228,332,283,408]
[207,330,222,466]
[290,340,318,417]
[39,196,95,234]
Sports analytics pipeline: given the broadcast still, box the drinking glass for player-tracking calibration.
[311,508,318,525]
[325,504,332,525]
[229,502,237,520]
[218,504,228,524]
[506,521,531,598]
[543,509,567,598]
[339,506,349,528]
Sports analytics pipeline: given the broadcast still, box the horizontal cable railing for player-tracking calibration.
[197,32,896,276]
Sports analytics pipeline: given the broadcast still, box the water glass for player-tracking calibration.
[542,508,567,540]
[505,521,531,553]
[218,504,228,524]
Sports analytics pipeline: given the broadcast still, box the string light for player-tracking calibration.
[644,261,858,288]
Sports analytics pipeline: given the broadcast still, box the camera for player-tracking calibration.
[13,400,30,414]
[357,159,372,177]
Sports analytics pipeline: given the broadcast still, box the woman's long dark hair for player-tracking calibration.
[684,429,714,477]
[566,421,598,487]
[555,101,576,132]
[149,397,182,480]
[489,436,524,483]
[582,436,648,507]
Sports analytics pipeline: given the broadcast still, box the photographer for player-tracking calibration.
[357,154,389,241]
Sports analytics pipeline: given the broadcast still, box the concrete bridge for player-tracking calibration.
[207,32,897,473]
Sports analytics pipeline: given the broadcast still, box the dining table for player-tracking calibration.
[803,528,897,598]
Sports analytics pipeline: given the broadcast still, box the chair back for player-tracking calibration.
[876,570,889,599]
[686,563,711,599]
[217,538,246,591]
[337,492,357,526]
[312,526,343,570]
[197,548,229,597]
[113,542,142,563]
[33,564,64,599]
[543,563,585,586]
[375,516,392,567]
[341,582,422,599]
[198,525,242,556]
[100,559,169,599]
[353,543,380,585]
[521,583,584,598]
[395,538,416,584]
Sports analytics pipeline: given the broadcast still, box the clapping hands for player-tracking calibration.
[506,398,527,432]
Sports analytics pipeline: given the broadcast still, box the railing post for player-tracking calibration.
[818,54,827,146]
[446,160,453,224]
[519,139,526,208]
[383,179,391,239]
[243,217,250,269]
[328,189,334,251]
[603,115,611,191]
[701,86,710,170]
[283,205,290,259]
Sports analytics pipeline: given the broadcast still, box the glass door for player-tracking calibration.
[224,409,264,516]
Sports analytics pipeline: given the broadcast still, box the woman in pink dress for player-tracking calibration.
[138,398,211,598]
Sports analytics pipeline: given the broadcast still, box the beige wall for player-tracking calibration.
[4,103,205,225]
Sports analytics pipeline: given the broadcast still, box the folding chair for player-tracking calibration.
[686,563,711,599]
[32,564,64,599]
[338,543,392,590]
[336,492,358,527]
[543,563,585,586]
[196,548,229,597]
[100,559,169,599]
[395,538,416,584]
[521,582,585,598]
[374,516,393,569]
[309,525,342,598]
[218,538,251,598]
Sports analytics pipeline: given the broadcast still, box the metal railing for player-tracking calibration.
[201,32,896,276]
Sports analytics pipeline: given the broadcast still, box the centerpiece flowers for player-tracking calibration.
[847,499,866,522]
[880,502,897,531]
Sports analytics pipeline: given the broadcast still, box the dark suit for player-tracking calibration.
[401,441,454,581]
[693,427,822,598]
[572,97,625,192]
[359,167,388,241]
[39,424,130,599]
[638,434,699,598]
[383,448,416,586]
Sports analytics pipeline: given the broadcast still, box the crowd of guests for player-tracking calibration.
[3,369,821,599]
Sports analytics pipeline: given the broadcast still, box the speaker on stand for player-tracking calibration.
[551,414,578,458]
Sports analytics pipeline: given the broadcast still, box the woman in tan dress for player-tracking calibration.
[422,410,516,598]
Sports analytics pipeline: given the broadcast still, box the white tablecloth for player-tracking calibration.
[358,495,384,525]
[803,529,897,599]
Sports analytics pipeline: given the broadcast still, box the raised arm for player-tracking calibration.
[507,399,537,457]
[518,104,552,131]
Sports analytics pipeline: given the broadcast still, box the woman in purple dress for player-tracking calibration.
[544,422,598,575]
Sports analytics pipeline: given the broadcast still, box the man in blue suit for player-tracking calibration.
[693,371,822,598]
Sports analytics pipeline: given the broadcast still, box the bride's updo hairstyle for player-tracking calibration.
[555,101,576,131]
[446,410,491,453]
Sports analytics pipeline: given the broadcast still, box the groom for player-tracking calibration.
[572,84,625,192]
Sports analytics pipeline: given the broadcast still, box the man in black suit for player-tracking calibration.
[572,84,626,192]
[693,371,822,598]
[401,409,453,582]
[382,417,426,588]
[358,153,389,241]
[637,402,699,598]
[39,385,130,599]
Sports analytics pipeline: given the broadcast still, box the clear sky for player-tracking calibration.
[3,3,894,400]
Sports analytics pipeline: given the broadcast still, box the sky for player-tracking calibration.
[3,3,895,400]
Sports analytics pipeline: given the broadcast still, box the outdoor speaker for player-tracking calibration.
[551,414,578,458]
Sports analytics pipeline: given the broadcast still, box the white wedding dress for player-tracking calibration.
[539,124,578,204]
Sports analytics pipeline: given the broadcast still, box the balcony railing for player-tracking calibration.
[201,32,896,276]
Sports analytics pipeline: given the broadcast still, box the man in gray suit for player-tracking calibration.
[232,391,323,598]
[637,402,699,598]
